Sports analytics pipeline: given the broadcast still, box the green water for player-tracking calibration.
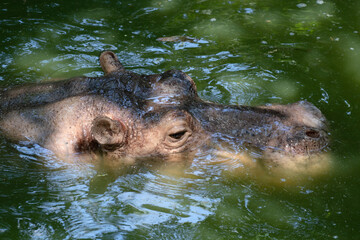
[1,0,360,239]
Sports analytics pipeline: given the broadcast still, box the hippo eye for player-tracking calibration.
[164,125,192,149]
[169,130,187,140]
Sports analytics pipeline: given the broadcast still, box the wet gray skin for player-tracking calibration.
[0,51,329,161]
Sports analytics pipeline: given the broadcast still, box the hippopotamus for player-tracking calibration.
[0,51,329,163]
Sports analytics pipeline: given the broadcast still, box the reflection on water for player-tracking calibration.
[1,0,359,239]
[3,143,222,238]
[0,136,334,239]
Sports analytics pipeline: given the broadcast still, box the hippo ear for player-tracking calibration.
[91,116,126,150]
[100,51,125,75]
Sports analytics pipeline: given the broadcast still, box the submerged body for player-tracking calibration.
[0,51,329,163]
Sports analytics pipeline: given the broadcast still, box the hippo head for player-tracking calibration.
[84,51,329,160]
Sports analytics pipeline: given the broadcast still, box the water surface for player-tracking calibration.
[1,0,360,239]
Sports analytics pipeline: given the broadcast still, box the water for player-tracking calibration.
[1,0,360,239]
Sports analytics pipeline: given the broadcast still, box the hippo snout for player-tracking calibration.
[284,126,329,155]
[283,101,329,155]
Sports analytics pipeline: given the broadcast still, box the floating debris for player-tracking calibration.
[157,36,197,43]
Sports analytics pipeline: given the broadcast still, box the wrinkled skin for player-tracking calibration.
[0,51,329,162]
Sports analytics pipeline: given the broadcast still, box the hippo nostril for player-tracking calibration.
[306,129,320,138]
